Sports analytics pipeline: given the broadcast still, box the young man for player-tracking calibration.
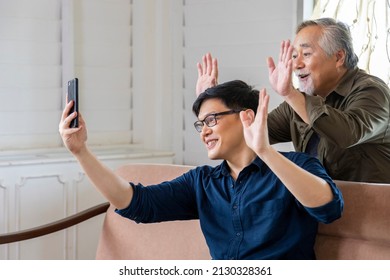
[197,18,390,183]
[59,80,343,259]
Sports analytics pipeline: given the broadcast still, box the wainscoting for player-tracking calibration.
[0,145,174,259]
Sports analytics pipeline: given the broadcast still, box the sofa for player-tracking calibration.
[96,163,390,260]
[2,163,390,259]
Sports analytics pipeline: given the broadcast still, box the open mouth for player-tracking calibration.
[206,139,218,150]
[297,73,310,80]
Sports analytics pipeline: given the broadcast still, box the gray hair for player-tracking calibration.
[296,18,358,69]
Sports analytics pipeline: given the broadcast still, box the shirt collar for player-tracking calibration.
[333,67,359,97]
[210,157,264,178]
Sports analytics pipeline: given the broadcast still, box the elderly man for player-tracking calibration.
[197,18,390,183]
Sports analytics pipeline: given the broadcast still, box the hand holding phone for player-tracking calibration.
[67,78,79,128]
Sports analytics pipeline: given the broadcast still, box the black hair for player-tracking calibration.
[192,80,259,117]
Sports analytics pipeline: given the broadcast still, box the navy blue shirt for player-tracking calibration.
[116,152,343,260]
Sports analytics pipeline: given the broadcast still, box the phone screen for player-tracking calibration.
[67,78,79,128]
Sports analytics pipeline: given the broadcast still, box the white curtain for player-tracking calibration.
[312,0,390,85]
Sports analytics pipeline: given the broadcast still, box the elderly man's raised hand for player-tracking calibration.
[267,40,295,98]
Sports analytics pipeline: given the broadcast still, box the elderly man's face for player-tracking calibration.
[292,25,344,97]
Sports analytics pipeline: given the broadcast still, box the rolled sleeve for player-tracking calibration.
[304,179,344,224]
[115,182,143,223]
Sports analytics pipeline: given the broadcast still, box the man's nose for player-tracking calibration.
[293,55,304,69]
[200,124,211,136]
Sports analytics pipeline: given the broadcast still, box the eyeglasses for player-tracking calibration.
[194,109,241,133]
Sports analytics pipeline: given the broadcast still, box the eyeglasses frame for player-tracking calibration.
[194,109,242,133]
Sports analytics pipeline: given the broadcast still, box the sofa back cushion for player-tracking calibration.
[315,180,390,259]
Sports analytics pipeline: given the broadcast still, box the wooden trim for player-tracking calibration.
[0,202,110,245]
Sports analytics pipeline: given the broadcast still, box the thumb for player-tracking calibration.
[266,57,275,75]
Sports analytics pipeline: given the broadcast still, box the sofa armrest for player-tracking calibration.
[0,202,109,245]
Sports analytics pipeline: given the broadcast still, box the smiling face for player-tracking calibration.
[292,25,345,97]
[197,98,247,161]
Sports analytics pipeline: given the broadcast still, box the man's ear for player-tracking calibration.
[335,49,346,66]
[240,109,256,125]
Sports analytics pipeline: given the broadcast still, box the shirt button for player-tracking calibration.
[233,204,238,210]
[236,232,241,236]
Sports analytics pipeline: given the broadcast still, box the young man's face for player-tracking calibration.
[197,98,245,161]
[292,25,343,97]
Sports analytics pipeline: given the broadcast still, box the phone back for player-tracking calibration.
[67,78,79,128]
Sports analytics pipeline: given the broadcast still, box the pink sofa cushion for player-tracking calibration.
[315,180,390,259]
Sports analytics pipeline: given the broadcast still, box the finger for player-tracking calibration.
[283,40,291,63]
[78,113,86,127]
[205,53,212,75]
[61,99,73,121]
[286,44,294,67]
[59,113,78,134]
[266,57,276,76]
[259,89,270,118]
[212,58,218,84]
[197,62,203,77]
[60,126,82,137]
[61,111,77,130]
[202,54,208,74]
[278,41,284,62]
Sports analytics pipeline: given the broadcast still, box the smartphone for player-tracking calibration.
[67,78,79,128]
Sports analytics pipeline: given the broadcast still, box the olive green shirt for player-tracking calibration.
[268,68,390,183]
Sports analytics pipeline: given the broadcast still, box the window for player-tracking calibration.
[73,0,133,146]
[311,0,390,86]
[0,0,133,150]
[0,0,62,149]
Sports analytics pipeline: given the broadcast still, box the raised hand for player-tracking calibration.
[196,53,218,96]
[267,40,295,97]
[59,99,87,155]
[240,88,271,156]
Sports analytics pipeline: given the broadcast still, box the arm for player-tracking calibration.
[306,85,390,147]
[267,102,294,144]
[59,100,133,210]
[240,89,333,207]
[196,52,218,96]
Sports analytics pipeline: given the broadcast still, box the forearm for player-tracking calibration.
[284,89,309,124]
[259,147,333,207]
[306,93,390,147]
[74,146,133,209]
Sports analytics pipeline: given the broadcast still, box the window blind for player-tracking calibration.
[73,0,133,146]
[0,0,62,149]
[0,0,133,150]
[182,0,296,165]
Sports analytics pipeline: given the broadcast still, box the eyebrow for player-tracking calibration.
[299,43,312,48]
[198,111,217,120]
[292,42,313,53]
